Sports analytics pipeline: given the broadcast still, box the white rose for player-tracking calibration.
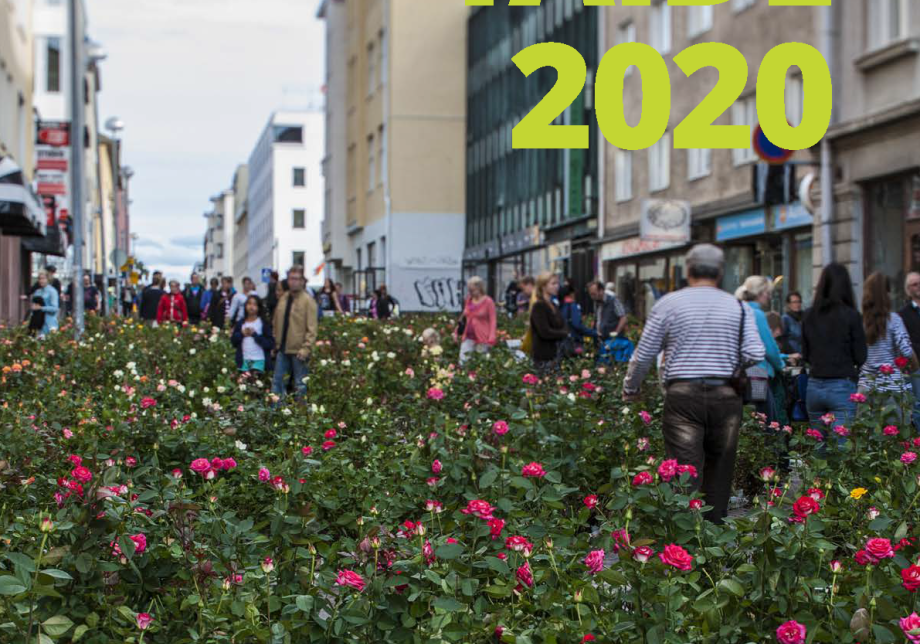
[203,387,210,393]
[387,352,396,359]
[235,440,247,451]
[177,385,186,393]
[217,386,226,394]
[202,397,212,407]
[342,360,351,367]
[189,348,197,355]
[282,408,292,416]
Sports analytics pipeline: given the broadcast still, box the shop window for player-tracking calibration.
[866,176,908,306]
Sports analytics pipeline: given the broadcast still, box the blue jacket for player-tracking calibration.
[560,301,597,341]
[230,317,276,370]
[781,312,803,354]
[749,302,784,378]
[36,285,59,334]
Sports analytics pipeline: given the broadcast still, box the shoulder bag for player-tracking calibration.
[731,301,769,403]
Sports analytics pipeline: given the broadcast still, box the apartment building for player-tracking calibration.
[246,111,324,291]
[598,0,817,318]
[318,0,467,312]
[202,190,232,284]
[232,164,249,283]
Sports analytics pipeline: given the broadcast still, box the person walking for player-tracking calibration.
[208,277,234,329]
[529,272,568,374]
[622,245,765,523]
[782,292,804,355]
[121,285,135,317]
[335,282,350,313]
[264,271,280,320]
[201,277,219,319]
[735,276,786,423]
[228,277,255,326]
[183,273,205,325]
[375,285,396,320]
[801,263,868,432]
[588,280,628,341]
[156,280,189,325]
[458,276,497,365]
[33,270,59,336]
[517,276,535,316]
[231,295,275,375]
[139,272,165,325]
[899,272,920,429]
[559,285,597,357]
[318,278,344,317]
[82,274,101,315]
[271,266,318,399]
[859,272,918,400]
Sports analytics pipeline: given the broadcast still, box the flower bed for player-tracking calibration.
[0,315,919,643]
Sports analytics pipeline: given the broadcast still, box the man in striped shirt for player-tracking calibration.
[623,244,765,522]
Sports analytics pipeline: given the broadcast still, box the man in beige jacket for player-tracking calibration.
[271,265,318,399]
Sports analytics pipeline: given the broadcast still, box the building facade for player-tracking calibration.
[246,110,324,291]
[202,190,232,285]
[599,1,817,318]
[231,164,249,283]
[465,2,600,306]
[319,0,467,312]
[826,0,920,308]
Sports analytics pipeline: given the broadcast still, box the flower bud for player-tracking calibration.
[371,537,380,549]
[222,578,231,591]
[308,543,317,555]
[261,557,274,574]
[356,516,364,526]
[544,537,554,550]
[417,523,427,537]
[39,516,54,533]
[625,508,633,521]
[574,589,583,603]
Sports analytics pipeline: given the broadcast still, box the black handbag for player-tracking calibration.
[731,301,769,403]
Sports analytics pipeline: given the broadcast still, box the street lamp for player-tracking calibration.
[86,39,107,312]
[106,117,125,313]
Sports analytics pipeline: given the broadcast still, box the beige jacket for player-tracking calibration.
[272,290,319,357]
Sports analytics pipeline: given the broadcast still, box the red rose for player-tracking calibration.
[792,496,820,520]
[658,544,693,571]
[902,565,920,592]
[896,356,910,369]
[865,538,895,564]
[583,495,599,509]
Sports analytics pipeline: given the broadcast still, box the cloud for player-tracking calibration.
[170,234,203,249]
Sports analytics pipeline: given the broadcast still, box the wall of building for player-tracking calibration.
[232,164,249,283]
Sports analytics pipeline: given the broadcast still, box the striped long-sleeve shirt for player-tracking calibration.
[624,286,766,393]
[859,313,913,392]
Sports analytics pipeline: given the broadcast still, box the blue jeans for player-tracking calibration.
[911,373,920,432]
[806,377,857,430]
[272,353,309,399]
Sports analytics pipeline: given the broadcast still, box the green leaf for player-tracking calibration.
[42,615,74,637]
[6,553,36,574]
[0,576,27,595]
[484,557,509,575]
[433,597,464,612]
[435,544,464,560]
[118,535,136,561]
[479,468,498,489]
[718,579,744,597]
[74,555,93,575]
[895,521,909,541]
[872,625,896,643]
[72,625,89,641]
[38,569,73,581]
[295,595,314,614]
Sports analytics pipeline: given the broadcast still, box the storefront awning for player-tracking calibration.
[21,225,66,257]
[0,156,46,237]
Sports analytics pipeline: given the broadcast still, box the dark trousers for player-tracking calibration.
[662,382,743,524]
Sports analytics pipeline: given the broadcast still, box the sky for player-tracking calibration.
[89,0,326,282]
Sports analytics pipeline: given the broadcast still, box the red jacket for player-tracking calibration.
[156,293,188,324]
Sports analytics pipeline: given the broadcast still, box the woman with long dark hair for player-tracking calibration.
[231,295,276,375]
[859,272,917,395]
[318,278,344,317]
[801,263,867,429]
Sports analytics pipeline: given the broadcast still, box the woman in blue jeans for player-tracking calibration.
[736,276,786,424]
[802,263,868,432]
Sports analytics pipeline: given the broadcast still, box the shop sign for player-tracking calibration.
[601,237,684,263]
[640,199,691,243]
[772,202,813,231]
[716,208,767,242]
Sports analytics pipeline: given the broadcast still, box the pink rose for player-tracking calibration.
[258,467,271,482]
[834,425,850,437]
[426,477,439,487]
[125,457,137,468]
[431,460,442,474]
[425,499,443,513]
[759,467,776,482]
[902,565,920,592]
[62,428,74,439]
[322,441,336,451]
[492,421,509,436]
[325,428,337,439]
[807,488,825,502]
[689,499,703,510]
[829,560,842,573]
[658,544,693,571]
[676,464,698,478]
[488,518,505,540]
[638,411,652,425]
[632,546,654,563]
[865,537,895,563]
[896,356,910,369]
[611,529,631,554]
[805,428,824,441]
[335,569,365,592]
[136,613,153,630]
[190,458,211,476]
[71,466,92,484]
[522,374,539,386]
[129,533,147,554]
[460,499,496,521]
[879,364,895,375]
[902,451,918,465]
[775,619,806,644]
[68,454,82,467]
[850,393,867,403]
[637,437,649,451]
[222,458,237,470]
[171,468,183,478]
[426,387,444,401]
[901,613,920,643]
[505,535,534,554]
[854,550,872,566]
[140,397,157,409]
[584,549,605,575]
[522,462,546,478]
[884,425,900,436]
[657,459,678,482]
[515,561,534,588]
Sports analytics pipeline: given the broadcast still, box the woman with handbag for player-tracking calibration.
[802,263,867,433]
[529,272,568,375]
[736,276,786,424]
[458,276,497,366]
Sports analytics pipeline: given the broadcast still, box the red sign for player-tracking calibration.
[37,158,68,171]
[37,182,67,196]
[752,124,794,165]
[36,122,70,147]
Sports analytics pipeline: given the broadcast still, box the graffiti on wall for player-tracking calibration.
[413,276,464,310]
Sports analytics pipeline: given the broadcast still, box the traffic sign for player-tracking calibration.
[261,268,273,284]
[752,124,794,165]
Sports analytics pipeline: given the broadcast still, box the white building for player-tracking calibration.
[247,110,324,291]
[231,164,249,283]
[202,189,233,285]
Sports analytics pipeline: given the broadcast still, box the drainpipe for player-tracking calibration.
[819,2,836,267]
[596,5,606,279]
[383,0,393,297]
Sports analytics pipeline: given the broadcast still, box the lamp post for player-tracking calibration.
[69,0,85,338]
[87,39,107,312]
[106,117,124,311]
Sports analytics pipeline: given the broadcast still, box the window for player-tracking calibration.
[785,74,804,128]
[293,209,305,228]
[272,125,303,143]
[378,126,386,186]
[732,97,758,165]
[687,148,712,180]
[732,0,756,12]
[356,248,362,271]
[367,42,376,95]
[216,215,224,230]
[650,1,671,55]
[367,241,376,268]
[868,0,907,50]
[367,134,375,192]
[217,243,224,259]
[648,132,671,192]
[379,30,387,87]
[615,149,633,202]
[687,6,713,38]
[293,167,305,187]
[617,21,637,77]
[46,37,61,93]
[292,251,305,268]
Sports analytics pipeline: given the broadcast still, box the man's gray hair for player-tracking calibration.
[905,272,920,294]
[686,244,724,271]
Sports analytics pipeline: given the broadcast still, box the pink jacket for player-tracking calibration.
[462,296,497,346]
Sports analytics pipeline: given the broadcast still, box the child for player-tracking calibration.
[28,295,46,337]
[231,295,275,375]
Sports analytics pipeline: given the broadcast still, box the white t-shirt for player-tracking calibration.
[241,318,265,362]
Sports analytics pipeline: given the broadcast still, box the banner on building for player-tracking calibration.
[640,199,691,243]
[34,120,71,244]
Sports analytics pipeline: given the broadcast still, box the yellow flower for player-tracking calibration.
[850,487,868,500]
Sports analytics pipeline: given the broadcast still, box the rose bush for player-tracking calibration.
[0,314,918,643]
